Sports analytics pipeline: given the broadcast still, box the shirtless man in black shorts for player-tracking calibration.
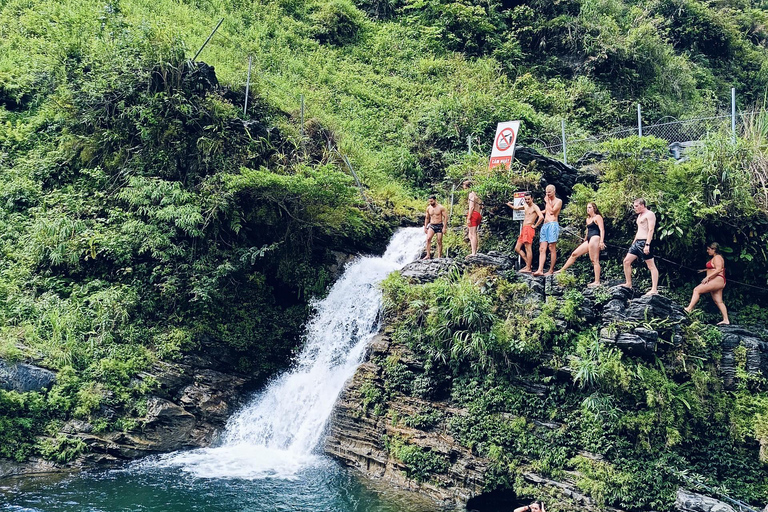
[424,196,448,259]
[620,198,659,295]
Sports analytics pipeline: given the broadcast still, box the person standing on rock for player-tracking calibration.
[533,185,562,276]
[555,201,605,286]
[514,501,545,512]
[620,198,659,295]
[423,195,447,259]
[507,192,543,273]
[684,242,730,325]
[464,180,483,257]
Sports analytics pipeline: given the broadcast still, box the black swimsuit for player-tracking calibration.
[587,220,600,240]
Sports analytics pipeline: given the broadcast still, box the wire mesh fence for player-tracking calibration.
[530,107,768,166]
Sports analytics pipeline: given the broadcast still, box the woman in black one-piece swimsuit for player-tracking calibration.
[555,202,606,286]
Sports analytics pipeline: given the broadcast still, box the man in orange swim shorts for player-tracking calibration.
[507,192,543,273]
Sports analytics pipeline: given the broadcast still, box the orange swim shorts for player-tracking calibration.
[468,211,482,227]
[517,225,535,245]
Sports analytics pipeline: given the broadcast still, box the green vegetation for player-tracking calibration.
[381,270,768,510]
[384,433,450,482]
[0,0,767,484]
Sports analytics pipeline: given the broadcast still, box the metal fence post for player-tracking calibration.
[561,120,567,165]
[467,135,472,154]
[193,18,224,61]
[637,104,643,137]
[243,55,252,117]
[300,94,305,154]
[731,88,736,144]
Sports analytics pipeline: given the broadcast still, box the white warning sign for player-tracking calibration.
[488,121,520,171]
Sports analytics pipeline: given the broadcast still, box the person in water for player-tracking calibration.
[514,501,545,512]
[620,198,659,295]
[423,195,447,259]
[464,180,483,257]
[684,242,730,325]
[507,192,543,273]
[555,202,606,286]
[534,185,562,276]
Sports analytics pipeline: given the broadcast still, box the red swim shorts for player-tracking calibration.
[517,225,535,245]
[468,211,482,227]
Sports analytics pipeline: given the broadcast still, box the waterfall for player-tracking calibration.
[151,228,425,479]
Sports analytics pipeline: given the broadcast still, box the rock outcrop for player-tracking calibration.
[326,262,768,509]
[325,333,490,507]
[0,360,56,392]
[70,358,253,465]
[676,489,736,512]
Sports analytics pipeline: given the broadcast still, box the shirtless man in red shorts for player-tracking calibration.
[507,192,543,273]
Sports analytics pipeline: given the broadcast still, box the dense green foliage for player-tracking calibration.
[0,0,767,478]
[381,269,768,510]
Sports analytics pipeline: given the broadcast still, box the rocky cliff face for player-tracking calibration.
[0,347,259,479]
[324,258,768,510]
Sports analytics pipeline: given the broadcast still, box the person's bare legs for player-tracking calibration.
[644,258,659,295]
[588,237,601,286]
[545,242,557,275]
[522,243,533,272]
[685,285,704,312]
[515,240,532,272]
[534,241,548,276]
[621,253,637,289]
[556,241,589,274]
[424,229,434,259]
[686,278,728,322]
[468,226,479,256]
[711,286,730,324]
[436,232,443,258]
[515,240,533,274]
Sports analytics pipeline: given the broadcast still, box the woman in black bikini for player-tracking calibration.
[555,202,605,287]
[685,242,729,325]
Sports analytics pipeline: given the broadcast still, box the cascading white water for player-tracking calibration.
[151,228,425,479]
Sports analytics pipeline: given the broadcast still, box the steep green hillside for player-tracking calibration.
[0,0,767,464]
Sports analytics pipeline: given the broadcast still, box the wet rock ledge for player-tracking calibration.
[0,348,258,479]
[324,256,768,510]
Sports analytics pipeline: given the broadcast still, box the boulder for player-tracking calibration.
[400,258,458,283]
[719,325,768,389]
[0,360,56,393]
[463,251,515,270]
[515,147,594,201]
[675,489,735,512]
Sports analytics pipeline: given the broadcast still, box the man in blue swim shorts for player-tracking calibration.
[534,185,563,276]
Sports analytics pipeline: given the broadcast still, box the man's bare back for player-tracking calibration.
[468,191,482,213]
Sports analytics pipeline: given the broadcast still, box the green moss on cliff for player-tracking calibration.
[380,270,768,510]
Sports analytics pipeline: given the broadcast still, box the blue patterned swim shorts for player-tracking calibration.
[540,221,560,243]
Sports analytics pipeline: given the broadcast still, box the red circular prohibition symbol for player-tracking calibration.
[495,127,516,152]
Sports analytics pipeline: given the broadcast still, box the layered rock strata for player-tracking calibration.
[325,257,768,510]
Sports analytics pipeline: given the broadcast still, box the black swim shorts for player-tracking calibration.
[627,240,654,262]
[429,224,443,234]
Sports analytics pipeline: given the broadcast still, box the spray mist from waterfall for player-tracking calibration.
[150,228,425,479]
